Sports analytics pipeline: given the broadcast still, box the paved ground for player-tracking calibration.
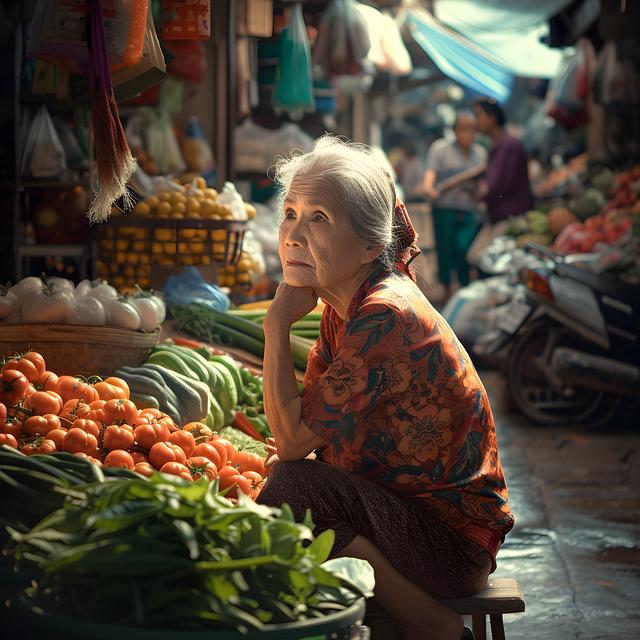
[484,370,640,640]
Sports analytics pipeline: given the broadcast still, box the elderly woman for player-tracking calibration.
[258,136,514,640]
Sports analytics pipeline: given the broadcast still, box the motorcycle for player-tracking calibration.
[474,243,640,427]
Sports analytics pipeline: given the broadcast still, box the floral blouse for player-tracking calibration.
[301,267,514,558]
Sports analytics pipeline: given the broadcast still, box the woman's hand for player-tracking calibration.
[264,436,317,469]
[266,282,318,327]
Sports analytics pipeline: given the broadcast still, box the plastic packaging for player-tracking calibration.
[217,183,248,221]
[272,4,315,120]
[21,105,66,178]
[27,0,148,74]
[162,0,211,40]
[181,116,215,176]
[162,266,230,311]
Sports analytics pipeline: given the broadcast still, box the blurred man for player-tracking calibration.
[423,111,486,297]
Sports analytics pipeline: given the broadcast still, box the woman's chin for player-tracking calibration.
[282,269,316,288]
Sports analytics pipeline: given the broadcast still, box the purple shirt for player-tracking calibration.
[484,135,534,222]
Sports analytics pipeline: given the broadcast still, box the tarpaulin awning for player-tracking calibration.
[433,0,573,78]
[405,8,514,103]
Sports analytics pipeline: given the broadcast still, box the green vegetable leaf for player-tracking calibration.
[306,529,335,564]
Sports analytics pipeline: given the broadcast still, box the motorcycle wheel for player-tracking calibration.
[507,321,620,427]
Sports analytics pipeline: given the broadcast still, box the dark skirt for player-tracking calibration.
[257,459,492,599]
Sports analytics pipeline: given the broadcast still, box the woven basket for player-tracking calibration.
[0,324,159,377]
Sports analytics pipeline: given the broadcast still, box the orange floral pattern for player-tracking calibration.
[302,268,514,559]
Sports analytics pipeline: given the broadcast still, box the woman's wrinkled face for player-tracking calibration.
[279,178,372,291]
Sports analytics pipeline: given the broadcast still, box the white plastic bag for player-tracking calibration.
[217,182,248,221]
[21,105,66,178]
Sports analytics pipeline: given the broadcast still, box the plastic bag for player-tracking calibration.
[142,109,185,175]
[21,105,66,178]
[272,4,315,121]
[314,0,371,78]
[217,183,248,221]
[27,0,148,74]
[163,266,230,311]
[53,118,87,169]
[181,116,215,175]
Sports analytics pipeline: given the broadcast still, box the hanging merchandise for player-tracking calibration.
[162,0,211,40]
[313,0,372,93]
[27,0,148,74]
[87,0,137,223]
[272,3,315,121]
[53,118,87,170]
[594,41,640,106]
[545,38,596,130]
[166,40,207,83]
[181,117,215,182]
[21,105,66,179]
[112,6,167,103]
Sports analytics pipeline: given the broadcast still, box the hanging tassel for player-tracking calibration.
[87,0,137,223]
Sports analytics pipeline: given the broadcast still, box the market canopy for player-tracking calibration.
[433,0,573,78]
[404,8,514,103]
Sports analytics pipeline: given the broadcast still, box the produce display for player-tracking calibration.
[505,163,640,284]
[96,178,261,292]
[170,304,315,373]
[0,277,165,331]
[0,351,268,493]
[0,446,372,632]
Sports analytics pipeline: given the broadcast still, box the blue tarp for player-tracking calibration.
[406,9,514,103]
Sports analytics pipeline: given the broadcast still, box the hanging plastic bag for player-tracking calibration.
[27,0,148,74]
[21,105,66,178]
[272,4,315,121]
[53,118,87,169]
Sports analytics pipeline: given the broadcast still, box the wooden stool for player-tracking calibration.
[440,578,525,640]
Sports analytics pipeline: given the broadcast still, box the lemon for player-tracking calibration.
[158,192,171,202]
[116,252,126,264]
[170,191,186,205]
[199,199,216,218]
[205,188,219,200]
[211,229,227,242]
[139,253,150,265]
[156,201,172,217]
[180,255,195,265]
[133,228,148,240]
[178,242,189,253]
[200,255,211,265]
[237,272,252,284]
[163,242,177,254]
[131,240,146,252]
[146,195,160,209]
[123,265,135,278]
[170,212,185,220]
[151,242,163,254]
[138,264,150,276]
[173,202,186,214]
[133,201,151,216]
[245,204,257,220]
[126,252,140,265]
[190,241,206,254]
[195,177,207,190]
[219,204,233,219]
[158,256,174,265]
[186,197,201,214]
[195,228,207,240]
[154,228,174,242]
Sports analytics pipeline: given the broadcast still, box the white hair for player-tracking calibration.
[273,135,398,270]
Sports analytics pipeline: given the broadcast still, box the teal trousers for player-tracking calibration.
[432,208,478,287]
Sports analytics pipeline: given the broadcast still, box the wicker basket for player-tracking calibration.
[0,324,159,377]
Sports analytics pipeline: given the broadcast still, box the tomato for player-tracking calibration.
[47,428,68,450]
[212,436,235,462]
[23,414,61,437]
[134,422,170,450]
[140,408,163,419]
[104,449,135,470]
[0,419,22,438]
[89,399,107,423]
[8,358,40,383]
[102,399,138,425]
[159,415,179,433]
[57,376,98,404]
[232,450,266,476]
[149,441,187,470]
[103,424,135,451]
[182,422,213,443]
[192,441,227,469]
[37,371,59,392]
[26,390,63,416]
[24,384,37,400]
[130,450,148,464]
[102,377,130,400]
[217,465,251,498]
[159,461,192,481]
[24,352,46,379]
[0,402,5,424]
[168,430,196,458]
[93,381,126,401]
[242,470,265,498]
[0,369,30,405]
[0,433,18,448]
[134,461,155,477]
[186,455,218,480]
[61,399,92,418]
[63,427,98,455]
[74,452,103,466]
[21,437,56,456]
[70,418,101,439]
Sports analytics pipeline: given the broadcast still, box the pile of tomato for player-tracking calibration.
[0,351,266,499]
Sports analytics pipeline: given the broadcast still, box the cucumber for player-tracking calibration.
[146,351,197,379]
[153,345,210,383]
[141,363,205,423]
[209,354,243,398]
[208,394,225,430]
[130,392,160,410]
[208,361,238,426]
[115,369,179,414]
